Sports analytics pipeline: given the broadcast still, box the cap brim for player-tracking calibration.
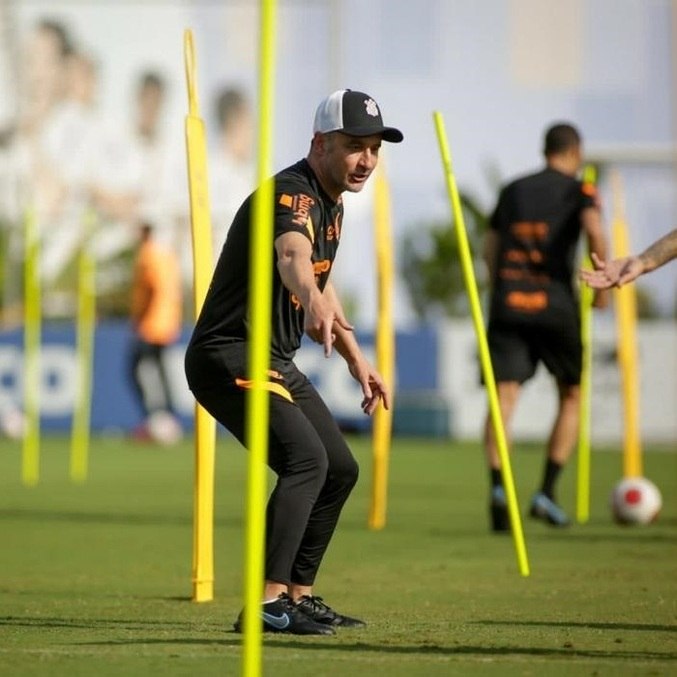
[340,126,404,143]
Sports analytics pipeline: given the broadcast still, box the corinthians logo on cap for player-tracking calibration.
[312,89,404,143]
[364,98,379,117]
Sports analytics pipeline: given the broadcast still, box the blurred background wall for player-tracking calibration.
[0,0,675,442]
[2,0,674,321]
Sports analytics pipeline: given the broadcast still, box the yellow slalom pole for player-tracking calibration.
[22,207,40,486]
[433,112,529,577]
[576,165,596,523]
[70,209,97,483]
[610,171,642,479]
[183,29,217,603]
[368,165,396,531]
[242,0,276,677]
[242,2,277,675]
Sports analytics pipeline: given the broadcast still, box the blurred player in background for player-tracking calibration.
[580,228,677,289]
[483,123,608,532]
[88,68,181,314]
[3,18,75,314]
[129,223,183,444]
[19,18,73,141]
[0,18,75,432]
[209,86,255,261]
[185,90,401,635]
[39,49,101,297]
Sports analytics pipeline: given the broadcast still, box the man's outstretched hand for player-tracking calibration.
[580,252,644,290]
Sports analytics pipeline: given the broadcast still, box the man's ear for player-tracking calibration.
[312,131,327,154]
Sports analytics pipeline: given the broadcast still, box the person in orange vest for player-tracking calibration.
[129,222,183,443]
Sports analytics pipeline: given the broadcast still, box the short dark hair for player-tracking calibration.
[215,87,248,130]
[37,18,74,58]
[543,123,581,156]
[138,70,165,93]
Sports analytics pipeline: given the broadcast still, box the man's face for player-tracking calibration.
[318,132,382,196]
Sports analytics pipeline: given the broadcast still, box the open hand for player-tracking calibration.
[348,359,390,416]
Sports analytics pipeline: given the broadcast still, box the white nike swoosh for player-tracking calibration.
[262,611,291,630]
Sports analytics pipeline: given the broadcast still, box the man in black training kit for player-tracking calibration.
[185,90,402,635]
[483,123,608,532]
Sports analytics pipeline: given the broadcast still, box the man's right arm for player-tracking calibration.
[274,231,348,356]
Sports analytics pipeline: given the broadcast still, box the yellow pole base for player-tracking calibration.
[192,580,214,603]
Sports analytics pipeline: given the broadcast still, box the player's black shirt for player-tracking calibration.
[186,159,342,386]
[488,167,596,325]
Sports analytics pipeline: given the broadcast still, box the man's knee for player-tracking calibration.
[329,452,359,492]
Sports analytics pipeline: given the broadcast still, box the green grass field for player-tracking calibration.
[1,434,675,676]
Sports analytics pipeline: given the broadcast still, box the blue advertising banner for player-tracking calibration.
[0,323,440,434]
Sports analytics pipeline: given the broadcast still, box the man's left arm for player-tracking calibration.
[322,282,389,415]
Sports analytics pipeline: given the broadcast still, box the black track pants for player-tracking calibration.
[189,356,358,586]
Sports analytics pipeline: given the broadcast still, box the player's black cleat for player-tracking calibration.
[529,492,571,527]
[233,593,335,635]
[295,595,366,628]
[490,485,510,533]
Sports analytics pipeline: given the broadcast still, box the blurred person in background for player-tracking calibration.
[15,18,74,224]
[85,69,179,316]
[19,18,73,140]
[483,122,608,532]
[93,71,170,238]
[39,49,101,295]
[0,18,74,425]
[209,86,255,262]
[130,70,189,257]
[84,71,159,288]
[0,19,74,307]
[129,223,183,444]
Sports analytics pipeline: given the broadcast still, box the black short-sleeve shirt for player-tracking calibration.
[489,167,596,326]
[186,159,343,385]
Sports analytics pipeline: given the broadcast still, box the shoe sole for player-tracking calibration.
[233,621,335,636]
[529,506,570,527]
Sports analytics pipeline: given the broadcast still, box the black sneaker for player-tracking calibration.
[295,595,366,628]
[490,485,510,533]
[233,593,335,635]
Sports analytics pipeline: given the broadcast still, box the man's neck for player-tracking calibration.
[306,154,340,202]
[546,155,578,177]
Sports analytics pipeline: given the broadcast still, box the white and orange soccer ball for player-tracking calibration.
[610,477,662,525]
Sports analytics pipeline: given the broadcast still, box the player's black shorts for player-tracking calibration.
[487,318,582,386]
